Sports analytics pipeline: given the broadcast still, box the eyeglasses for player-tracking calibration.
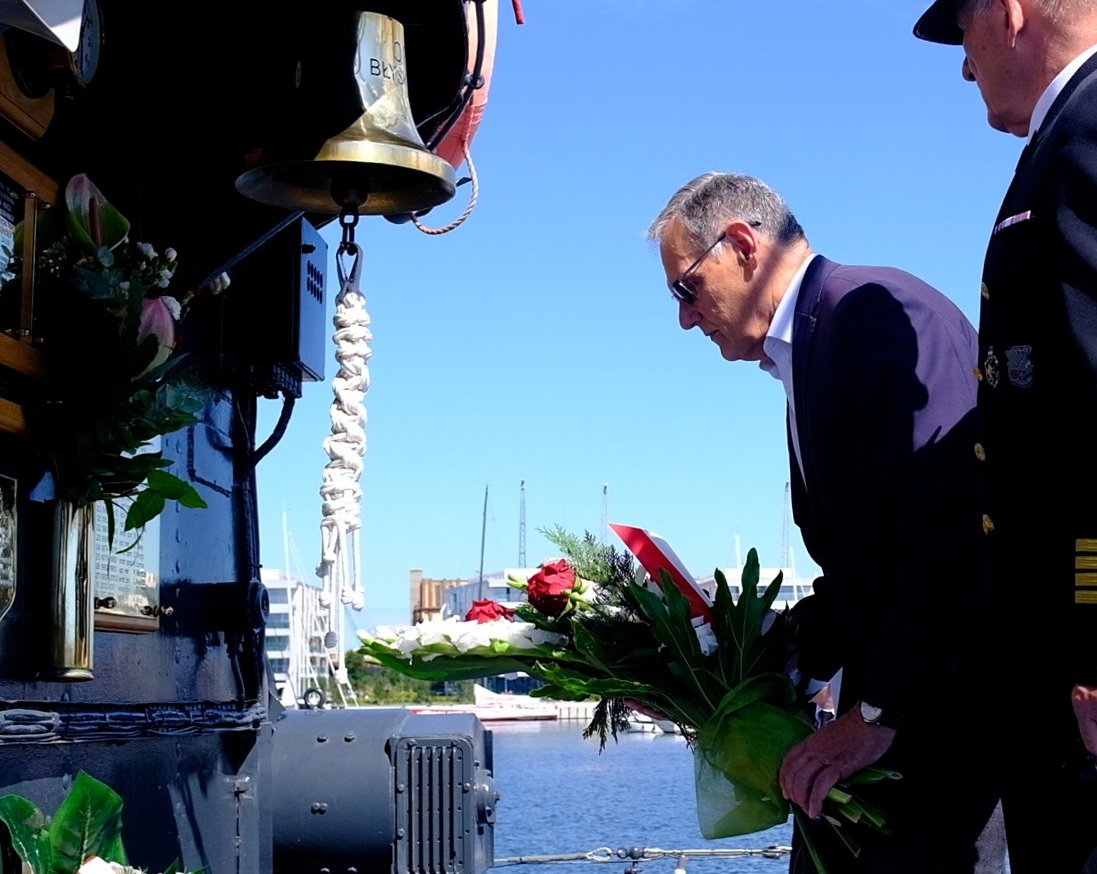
[668,233,726,303]
[668,222,761,304]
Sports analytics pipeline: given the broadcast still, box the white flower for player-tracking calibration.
[119,281,130,292]
[369,625,397,642]
[359,618,565,660]
[207,271,231,295]
[161,295,181,320]
[136,241,156,260]
[164,247,177,262]
[158,267,174,288]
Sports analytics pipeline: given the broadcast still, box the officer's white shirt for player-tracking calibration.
[760,253,818,483]
[1029,42,1097,140]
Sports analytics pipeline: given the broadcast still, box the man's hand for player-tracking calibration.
[1072,684,1097,755]
[778,707,897,819]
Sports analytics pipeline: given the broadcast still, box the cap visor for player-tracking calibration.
[914,1,963,45]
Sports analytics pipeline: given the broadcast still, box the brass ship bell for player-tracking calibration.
[236,10,456,216]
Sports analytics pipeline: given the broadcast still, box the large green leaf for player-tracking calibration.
[48,771,127,874]
[358,638,561,682]
[629,577,717,712]
[146,470,207,509]
[124,489,165,532]
[0,794,50,874]
[712,548,788,687]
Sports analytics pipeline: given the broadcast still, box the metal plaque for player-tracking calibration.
[92,497,161,632]
[0,170,19,286]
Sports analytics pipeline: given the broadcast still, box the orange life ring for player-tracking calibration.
[433,0,497,171]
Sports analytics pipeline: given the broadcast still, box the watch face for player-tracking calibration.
[72,0,102,86]
[859,701,884,724]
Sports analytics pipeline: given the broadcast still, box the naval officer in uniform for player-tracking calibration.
[914,1,1097,871]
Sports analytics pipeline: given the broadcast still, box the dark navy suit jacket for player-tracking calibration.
[977,51,1097,697]
[787,255,982,725]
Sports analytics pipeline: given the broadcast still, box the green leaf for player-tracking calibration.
[717,549,785,686]
[358,640,548,682]
[124,489,165,531]
[793,810,835,874]
[629,577,716,712]
[47,771,127,874]
[103,500,117,551]
[0,794,51,874]
[146,470,206,509]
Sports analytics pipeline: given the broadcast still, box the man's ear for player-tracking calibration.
[724,220,759,261]
[1000,0,1026,48]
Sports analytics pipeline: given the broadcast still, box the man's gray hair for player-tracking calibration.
[647,172,805,249]
[960,0,1087,26]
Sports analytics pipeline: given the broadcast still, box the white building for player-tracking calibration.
[441,567,541,619]
[698,565,814,612]
[440,563,813,619]
[261,567,328,706]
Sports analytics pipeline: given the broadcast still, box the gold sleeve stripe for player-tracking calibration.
[1076,591,1097,605]
[1078,573,1097,588]
[1076,556,1097,570]
[1077,539,1097,552]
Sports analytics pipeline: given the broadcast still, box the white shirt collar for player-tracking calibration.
[760,253,816,483]
[760,253,817,383]
[1029,43,1097,140]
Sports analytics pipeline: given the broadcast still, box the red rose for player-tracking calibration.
[526,559,577,616]
[465,599,515,623]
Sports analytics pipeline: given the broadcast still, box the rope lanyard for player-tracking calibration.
[316,209,370,684]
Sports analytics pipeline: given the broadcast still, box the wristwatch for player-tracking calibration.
[858,700,885,726]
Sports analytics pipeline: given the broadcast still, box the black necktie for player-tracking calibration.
[1015,138,1036,174]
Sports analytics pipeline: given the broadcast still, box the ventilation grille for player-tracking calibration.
[394,738,472,874]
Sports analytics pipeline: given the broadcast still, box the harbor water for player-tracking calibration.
[490,720,794,874]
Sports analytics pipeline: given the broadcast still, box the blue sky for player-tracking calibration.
[256,0,1023,633]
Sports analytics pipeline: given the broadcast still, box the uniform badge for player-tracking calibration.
[991,210,1033,236]
[983,347,1000,389]
[1005,344,1033,388]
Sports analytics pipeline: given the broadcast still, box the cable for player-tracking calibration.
[248,392,296,470]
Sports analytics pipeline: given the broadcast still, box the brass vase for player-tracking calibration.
[43,499,95,681]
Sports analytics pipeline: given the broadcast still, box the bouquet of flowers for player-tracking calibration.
[8,174,211,543]
[358,527,899,873]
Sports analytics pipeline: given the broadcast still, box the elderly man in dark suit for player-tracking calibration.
[914,1,1097,871]
[649,172,997,872]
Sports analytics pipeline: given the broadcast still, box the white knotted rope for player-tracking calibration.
[412,138,479,235]
[316,240,369,684]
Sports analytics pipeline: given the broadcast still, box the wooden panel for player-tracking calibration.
[0,39,56,141]
[0,396,25,436]
[0,332,43,378]
[0,138,59,203]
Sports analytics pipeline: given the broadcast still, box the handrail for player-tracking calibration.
[0,332,43,378]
